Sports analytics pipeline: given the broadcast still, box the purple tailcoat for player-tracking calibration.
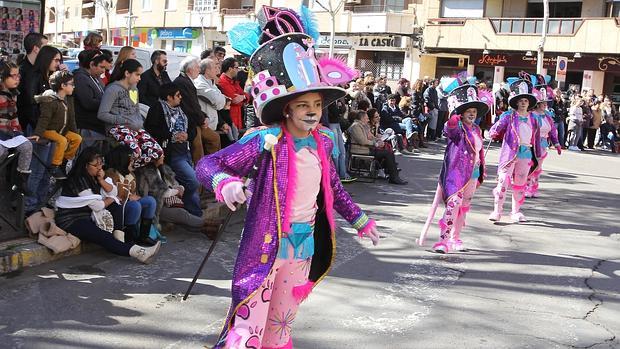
[195,125,372,348]
[489,110,542,172]
[439,121,485,202]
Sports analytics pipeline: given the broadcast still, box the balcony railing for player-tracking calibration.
[220,8,253,15]
[491,18,584,35]
[345,4,406,13]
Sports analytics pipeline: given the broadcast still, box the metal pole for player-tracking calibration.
[536,0,548,74]
[329,11,335,58]
[127,0,133,46]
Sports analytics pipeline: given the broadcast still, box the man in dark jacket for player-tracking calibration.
[423,78,439,140]
[137,50,171,108]
[73,49,107,148]
[144,82,203,217]
[17,32,47,131]
[174,56,205,163]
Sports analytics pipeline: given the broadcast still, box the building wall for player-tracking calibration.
[485,0,503,17]
[501,0,526,17]
[419,55,437,78]
[581,0,606,17]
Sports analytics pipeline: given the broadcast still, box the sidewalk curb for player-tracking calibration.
[1,203,228,276]
[0,239,87,275]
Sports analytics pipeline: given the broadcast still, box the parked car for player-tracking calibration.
[100,46,188,80]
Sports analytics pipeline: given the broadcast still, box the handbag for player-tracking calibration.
[92,209,115,233]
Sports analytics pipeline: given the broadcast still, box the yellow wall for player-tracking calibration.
[419,55,437,79]
[501,0,526,17]
[485,0,503,17]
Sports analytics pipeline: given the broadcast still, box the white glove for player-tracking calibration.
[220,181,247,211]
[361,225,380,246]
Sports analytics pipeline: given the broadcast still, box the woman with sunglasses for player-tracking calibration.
[55,147,161,263]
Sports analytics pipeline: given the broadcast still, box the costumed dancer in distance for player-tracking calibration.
[526,74,562,198]
[488,72,542,223]
[418,79,487,253]
[196,6,380,349]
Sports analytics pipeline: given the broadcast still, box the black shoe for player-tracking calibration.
[389,177,408,185]
[50,166,67,180]
[138,218,157,246]
[15,171,33,196]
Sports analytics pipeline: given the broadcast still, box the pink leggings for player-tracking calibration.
[439,179,477,241]
[227,256,312,349]
[526,153,547,196]
[493,157,531,215]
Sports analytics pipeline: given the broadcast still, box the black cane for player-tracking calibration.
[183,134,279,301]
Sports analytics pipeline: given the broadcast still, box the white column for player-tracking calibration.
[492,66,505,92]
[404,48,421,82]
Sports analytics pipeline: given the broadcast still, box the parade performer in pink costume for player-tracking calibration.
[489,73,541,223]
[526,74,562,198]
[195,6,379,349]
[418,81,487,253]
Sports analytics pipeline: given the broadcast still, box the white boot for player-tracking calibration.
[129,241,161,264]
[113,230,125,243]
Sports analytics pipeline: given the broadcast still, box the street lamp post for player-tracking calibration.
[127,0,134,46]
[536,0,549,74]
[314,0,345,58]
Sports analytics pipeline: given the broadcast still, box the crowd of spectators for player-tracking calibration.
[4,32,257,263]
[4,31,619,263]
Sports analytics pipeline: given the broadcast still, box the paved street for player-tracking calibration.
[1,142,619,349]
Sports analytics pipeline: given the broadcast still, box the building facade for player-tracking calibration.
[420,0,620,101]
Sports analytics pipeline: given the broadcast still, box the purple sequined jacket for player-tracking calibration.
[439,119,485,202]
[195,125,374,348]
[489,110,542,172]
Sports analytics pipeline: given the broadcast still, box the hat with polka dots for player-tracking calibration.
[242,6,358,124]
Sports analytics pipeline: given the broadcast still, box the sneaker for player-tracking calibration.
[340,176,357,184]
[568,146,579,151]
[448,239,464,251]
[394,150,402,156]
[377,169,387,179]
[50,166,67,180]
[388,177,408,185]
[488,211,501,222]
[432,240,450,254]
[511,212,527,223]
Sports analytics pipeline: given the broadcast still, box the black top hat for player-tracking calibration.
[447,84,489,117]
[508,79,537,110]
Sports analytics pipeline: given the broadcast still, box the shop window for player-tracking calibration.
[526,2,582,18]
[356,51,405,80]
[82,0,95,18]
[117,0,129,14]
[49,7,56,23]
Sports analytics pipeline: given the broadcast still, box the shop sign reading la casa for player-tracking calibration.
[358,36,400,48]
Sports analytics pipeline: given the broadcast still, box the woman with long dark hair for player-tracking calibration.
[97,59,143,132]
[54,147,161,263]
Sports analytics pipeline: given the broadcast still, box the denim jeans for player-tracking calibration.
[25,141,54,213]
[554,121,565,147]
[398,117,415,138]
[328,123,348,178]
[124,196,157,225]
[168,151,202,217]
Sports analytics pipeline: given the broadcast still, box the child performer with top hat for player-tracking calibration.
[195,6,381,349]
[526,74,562,198]
[488,72,542,223]
[419,79,488,253]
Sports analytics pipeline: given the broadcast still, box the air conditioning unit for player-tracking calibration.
[346,0,361,4]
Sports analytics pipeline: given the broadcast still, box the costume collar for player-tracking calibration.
[293,135,317,152]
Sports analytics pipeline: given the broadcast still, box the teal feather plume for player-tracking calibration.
[299,6,320,42]
[227,22,262,56]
